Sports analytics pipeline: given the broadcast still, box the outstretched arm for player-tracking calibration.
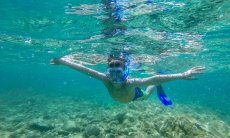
[50,58,108,81]
[129,66,205,87]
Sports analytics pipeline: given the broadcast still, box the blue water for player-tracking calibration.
[0,0,230,137]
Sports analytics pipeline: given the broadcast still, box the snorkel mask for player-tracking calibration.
[107,60,129,83]
[107,67,124,83]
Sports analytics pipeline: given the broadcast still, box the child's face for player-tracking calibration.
[107,60,125,83]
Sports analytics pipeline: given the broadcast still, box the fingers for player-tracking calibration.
[184,66,205,80]
[195,67,205,71]
[194,69,204,74]
[191,66,205,73]
[196,67,205,71]
[197,69,205,73]
[192,71,204,75]
[50,59,55,65]
[50,58,60,65]
[191,66,205,70]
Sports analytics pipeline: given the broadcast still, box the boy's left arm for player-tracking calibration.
[129,66,205,87]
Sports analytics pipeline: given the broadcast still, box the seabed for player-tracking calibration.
[0,92,229,138]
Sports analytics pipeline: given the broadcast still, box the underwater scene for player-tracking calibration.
[0,0,229,137]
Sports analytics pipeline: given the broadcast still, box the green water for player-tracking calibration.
[0,0,230,137]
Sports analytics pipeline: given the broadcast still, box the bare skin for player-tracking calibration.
[51,57,205,103]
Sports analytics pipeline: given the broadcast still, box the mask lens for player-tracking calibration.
[109,61,123,68]
[115,62,121,68]
[109,62,114,68]
[107,67,125,83]
[108,68,123,77]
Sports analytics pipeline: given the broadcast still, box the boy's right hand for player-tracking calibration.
[50,58,61,65]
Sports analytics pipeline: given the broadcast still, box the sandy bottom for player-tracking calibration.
[0,94,229,138]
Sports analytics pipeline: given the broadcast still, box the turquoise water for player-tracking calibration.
[0,0,230,137]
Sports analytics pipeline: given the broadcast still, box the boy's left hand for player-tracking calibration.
[182,66,205,80]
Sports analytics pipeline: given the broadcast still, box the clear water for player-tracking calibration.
[0,0,230,137]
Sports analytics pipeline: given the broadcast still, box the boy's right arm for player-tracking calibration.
[51,58,108,82]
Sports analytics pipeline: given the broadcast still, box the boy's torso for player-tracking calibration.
[104,80,135,103]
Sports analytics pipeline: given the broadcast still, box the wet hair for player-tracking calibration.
[107,48,131,69]
[107,51,126,68]
[108,54,125,62]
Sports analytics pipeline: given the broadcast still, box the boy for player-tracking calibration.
[51,54,204,103]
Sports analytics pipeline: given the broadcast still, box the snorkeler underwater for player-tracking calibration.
[50,51,205,104]
[0,0,229,137]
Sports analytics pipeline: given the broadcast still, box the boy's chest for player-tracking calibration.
[106,84,135,102]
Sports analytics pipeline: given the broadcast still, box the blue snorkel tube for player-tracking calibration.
[120,51,130,81]
[111,0,124,22]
